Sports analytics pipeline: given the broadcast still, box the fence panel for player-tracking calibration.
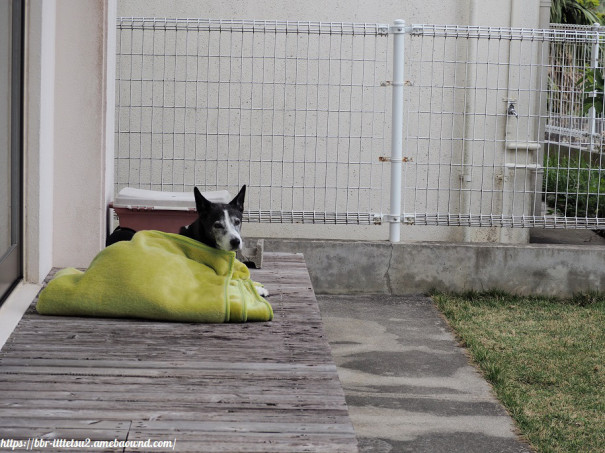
[115,18,392,224]
[403,25,604,229]
[544,24,605,228]
[116,19,605,231]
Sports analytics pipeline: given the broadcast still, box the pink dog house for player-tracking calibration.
[110,188,231,233]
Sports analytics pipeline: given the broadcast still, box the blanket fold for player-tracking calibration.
[36,230,273,323]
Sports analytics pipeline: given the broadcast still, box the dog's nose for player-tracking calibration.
[230,237,241,250]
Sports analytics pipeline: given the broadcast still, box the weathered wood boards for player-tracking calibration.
[0,253,358,452]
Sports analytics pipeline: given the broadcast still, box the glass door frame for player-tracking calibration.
[0,0,24,304]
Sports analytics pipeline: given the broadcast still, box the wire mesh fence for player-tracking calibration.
[402,25,550,227]
[401,24,605,229]
[115,18,605,231]
[115,18,392,224]
[546,23,605,150]
[544,24,605,227]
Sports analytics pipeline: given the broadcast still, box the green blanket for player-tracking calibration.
[37,230,273,323]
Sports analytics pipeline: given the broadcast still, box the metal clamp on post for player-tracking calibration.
[389,20,406,35]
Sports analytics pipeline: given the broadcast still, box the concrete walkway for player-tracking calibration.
[317,294,533,453]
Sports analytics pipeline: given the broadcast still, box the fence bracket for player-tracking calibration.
[504,163,543,173]
[379,156,413,163]
[381,214,415,225]
[377,25,389,36]
[506,142,540,151]
[381,80,413,87]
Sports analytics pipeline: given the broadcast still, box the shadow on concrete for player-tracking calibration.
[530,228,605,245]
[317,294,533,453]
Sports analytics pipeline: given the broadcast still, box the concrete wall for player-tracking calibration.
[117,0,549,28]
[262,238,605,297]
[118,0,468,24]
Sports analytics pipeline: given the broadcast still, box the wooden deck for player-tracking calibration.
[0,253,358,452]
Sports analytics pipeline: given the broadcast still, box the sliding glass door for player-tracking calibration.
[0,0,23,304]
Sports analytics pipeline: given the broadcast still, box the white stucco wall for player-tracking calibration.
[24,0,56,283]
[118,0,548,34]
[118,0,551,28]
[118,0,466,25]
[24,0,115,275]
[51,0,116,268]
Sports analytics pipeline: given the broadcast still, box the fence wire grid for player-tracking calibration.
[115,18,605,229]
[115,18,391,224]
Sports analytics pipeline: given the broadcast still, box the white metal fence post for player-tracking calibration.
[389,19,405,242]
[590,23,600,152]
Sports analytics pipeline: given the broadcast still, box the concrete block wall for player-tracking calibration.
[262,238,605,297]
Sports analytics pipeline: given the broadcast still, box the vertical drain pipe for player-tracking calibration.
[389,20,405,242]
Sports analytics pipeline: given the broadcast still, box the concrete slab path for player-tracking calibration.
[317,294,533,453]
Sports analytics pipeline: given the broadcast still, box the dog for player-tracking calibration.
[179,185,246,253]
[106,185,269,297]
[179,185,269,297]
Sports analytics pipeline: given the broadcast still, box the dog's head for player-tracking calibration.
[180,185,246,252]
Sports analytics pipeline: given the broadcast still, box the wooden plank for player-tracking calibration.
[0,358,338,372]
[0,379,345,395]
[125,434,356,453]
[0,409,354,426]
[0,419,129,430]
[0,427,130,442]
[0,253,358,452]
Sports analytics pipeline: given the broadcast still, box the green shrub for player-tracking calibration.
[543,154,605,218]
[578,67,604,116]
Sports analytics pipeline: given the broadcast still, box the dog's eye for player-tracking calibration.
[213,221,225,230]
[233,218,241,226]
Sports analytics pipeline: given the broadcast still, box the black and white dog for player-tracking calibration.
[107,185,269,297]
[179,185,268,297]
[180,185,246,253]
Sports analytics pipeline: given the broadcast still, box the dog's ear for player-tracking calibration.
[193,187,212,213]
[229,185,246,212]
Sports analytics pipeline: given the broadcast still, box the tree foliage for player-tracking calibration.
[551,0,602,24]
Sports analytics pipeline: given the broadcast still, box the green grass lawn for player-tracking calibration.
[432,291,605,453]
